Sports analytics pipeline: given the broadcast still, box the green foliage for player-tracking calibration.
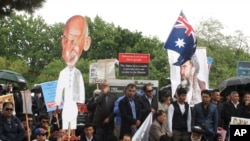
[1,14,250,92]
[0,0,46,17]
[196,18,250,89]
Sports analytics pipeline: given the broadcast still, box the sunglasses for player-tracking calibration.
[41,120,49,123]
[146,90,153,93]
[5,108,13,111]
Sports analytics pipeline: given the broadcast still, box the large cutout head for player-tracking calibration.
[61,15,91,67]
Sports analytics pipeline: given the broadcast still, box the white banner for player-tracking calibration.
[21,89,32,114]
[89,59,116,84]
[132,113,152,141]
[97,59,116,80]
[169,47,209,106]
[230,116,250,125]
[89,62,98,84]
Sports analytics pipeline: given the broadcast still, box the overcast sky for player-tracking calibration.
[35,0,250,42]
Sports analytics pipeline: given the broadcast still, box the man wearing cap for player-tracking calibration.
[188,126,207,141]
[33,128,49,141]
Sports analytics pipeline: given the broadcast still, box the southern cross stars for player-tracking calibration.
[175,38,185,48]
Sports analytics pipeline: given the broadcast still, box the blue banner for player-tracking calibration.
[41,80,63,112]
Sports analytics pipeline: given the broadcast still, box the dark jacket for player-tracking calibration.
[139,95,158,123]
[92,92,116,128]
[221,101,243,130]
[239,103,250,118]
[80,134,99,141]
[0,114,25,141]
[31,96,47,117]
[192,103,218,140]
[119,96,141,139]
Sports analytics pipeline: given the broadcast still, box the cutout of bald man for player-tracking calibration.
[55,15,91,132]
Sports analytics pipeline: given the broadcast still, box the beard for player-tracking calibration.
[180,78,191,92]
[174,78,191,99]
[191,135,202,141]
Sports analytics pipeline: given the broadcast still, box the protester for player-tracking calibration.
[119,83,141,139]
[213,133,223,141]
[139,83,158,123]
[149,110,170,141]
[86,89,101,123]
[92,80,116,141]
[210,89,224,130]
[32,114,52,140]
[80,123,98,141]
[2,82,13,94]
[0,101,25,141]
[113,89,126,140]
[188,126,207,141]
[122,134,132,141]
[32,91,47,122]
[221,91,242,132]
[240,92,250,118]
[168,88,191,141]
[32,128,49,141]
[158,94,172,113]
[192,90,218,141]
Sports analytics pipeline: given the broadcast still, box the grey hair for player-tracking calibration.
[230,91,239,96]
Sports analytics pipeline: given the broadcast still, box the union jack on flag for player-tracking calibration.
[164,11,197,66]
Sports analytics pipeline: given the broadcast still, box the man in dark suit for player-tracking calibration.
[119,83,141,140]
[139,83,158,123]
[192,89,218,141]
[92,80,116,141]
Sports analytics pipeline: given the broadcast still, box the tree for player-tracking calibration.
[0,13,62,76]
[196,18,250,88]
[0,0,46,17]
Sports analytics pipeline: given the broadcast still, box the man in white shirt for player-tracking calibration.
[55,15,91,135]
[168,87,191,141]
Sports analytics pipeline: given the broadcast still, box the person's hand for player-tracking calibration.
[135,120,141,127]
[103,117,109,124]
[166,132,173,137]
[151,108,156,114]
[55,106,60,114]
[130,124,136,129]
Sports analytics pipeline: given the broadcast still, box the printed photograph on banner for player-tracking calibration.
[168,48,209,106]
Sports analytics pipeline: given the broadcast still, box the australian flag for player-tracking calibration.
[164,11,197,66]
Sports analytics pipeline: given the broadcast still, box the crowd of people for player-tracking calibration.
[0,80,250,141]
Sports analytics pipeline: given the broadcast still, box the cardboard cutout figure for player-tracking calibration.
[55,15,91,131]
